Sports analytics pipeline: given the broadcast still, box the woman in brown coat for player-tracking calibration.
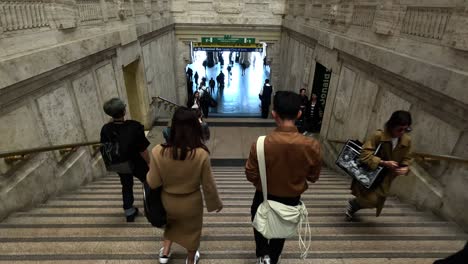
[345,110,413,220]
[147,107,223,264]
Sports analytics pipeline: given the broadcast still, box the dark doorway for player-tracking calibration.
[310,63,332,132]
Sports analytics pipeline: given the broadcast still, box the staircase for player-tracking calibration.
[0,166,466,263]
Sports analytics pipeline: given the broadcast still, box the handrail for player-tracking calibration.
[327,139,468,164]
[0,141,101,159]
[152,96,180,108]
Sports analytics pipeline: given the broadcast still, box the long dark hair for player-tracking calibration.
[385,110,412,132]
[161,107,209,160]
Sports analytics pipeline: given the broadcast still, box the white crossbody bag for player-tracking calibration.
[252,136,311,259]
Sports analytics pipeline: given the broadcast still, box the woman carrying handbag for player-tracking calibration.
[345,110,413,220]
[146,107,223,264]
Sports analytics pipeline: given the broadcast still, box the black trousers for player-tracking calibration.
[251,191,301,264]
[261,103,270,119]
[117,163,147,210]
[433,241,468,264]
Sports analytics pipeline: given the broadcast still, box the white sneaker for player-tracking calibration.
[159,247,171,264]
[185,250,200,264]
[263,255,271,264]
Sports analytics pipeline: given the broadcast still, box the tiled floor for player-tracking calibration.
[187,51,270,116]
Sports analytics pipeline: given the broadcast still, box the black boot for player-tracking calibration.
[126,207,139,222]
[345,199,360,221]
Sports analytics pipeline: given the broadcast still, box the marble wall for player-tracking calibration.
[0,56,122,220]
[279,2,468,228]
[170,0,285,26]
[0,0,176,220]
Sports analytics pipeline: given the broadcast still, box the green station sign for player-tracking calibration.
[193,42,263,52]
[201,35,256,44]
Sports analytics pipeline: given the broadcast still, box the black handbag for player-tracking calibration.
[142,183,167,228]
[335,140,384,189]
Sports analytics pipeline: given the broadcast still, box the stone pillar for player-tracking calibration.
[174,39,191,105]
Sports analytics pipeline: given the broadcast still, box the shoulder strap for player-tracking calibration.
[373,130,383,156]
[374,143,383,155]
[256,136,267,202]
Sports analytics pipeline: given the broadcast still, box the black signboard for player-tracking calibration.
[311,63,332,131]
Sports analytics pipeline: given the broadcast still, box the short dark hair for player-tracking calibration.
[103,98,126,118]
[265,79,270,84]
[273,91,302,120]
[300,88,306,93]
[385,110,412,131]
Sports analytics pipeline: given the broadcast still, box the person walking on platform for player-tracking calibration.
[216,71,225,90]
[297,88,308,133]
[199,87,211,118]
[246,91,322,264]
[186,80,194,96]
[186,67,193,81]
[209,78,216,94]
[304,94,322,134]
[147,107,222,264]
[259,79,273,119]
[100,98,150,222]
[345,110,413,221]
[194,72,199,88]
[241,62,247,76]
[188,91,201,110]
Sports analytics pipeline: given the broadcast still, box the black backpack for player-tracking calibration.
[100,125,133,173]
[101,129,121,165]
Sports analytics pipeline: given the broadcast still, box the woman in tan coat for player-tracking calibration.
[345,110,413,220]
[147,107,223,264]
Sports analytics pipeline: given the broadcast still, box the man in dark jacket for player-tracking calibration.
[186,67,193,80]
[209,78,216,94]
[216,71,225,90]
[305,94,322,133]
[296,88,309,133]
[259,79,273,119]
[194,71,199,87]
[100,98,150,222]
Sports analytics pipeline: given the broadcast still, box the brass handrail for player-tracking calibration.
[152,96,180,108]
[0,141,101,159]
[327,139,468,164]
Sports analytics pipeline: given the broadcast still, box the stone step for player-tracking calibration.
[39,201,411,209]
[70,188,350,195]
[0,259,444,264]
[1,225,462,238]
[0,240,464,255]
[16,206,431,216]
[1,215,443,225]
[0,254,456,263]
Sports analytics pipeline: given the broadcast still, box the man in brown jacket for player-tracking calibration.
[245,91,322,264]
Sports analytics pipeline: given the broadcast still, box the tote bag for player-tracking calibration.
[252,136,311,259]
[335,140,384,189]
